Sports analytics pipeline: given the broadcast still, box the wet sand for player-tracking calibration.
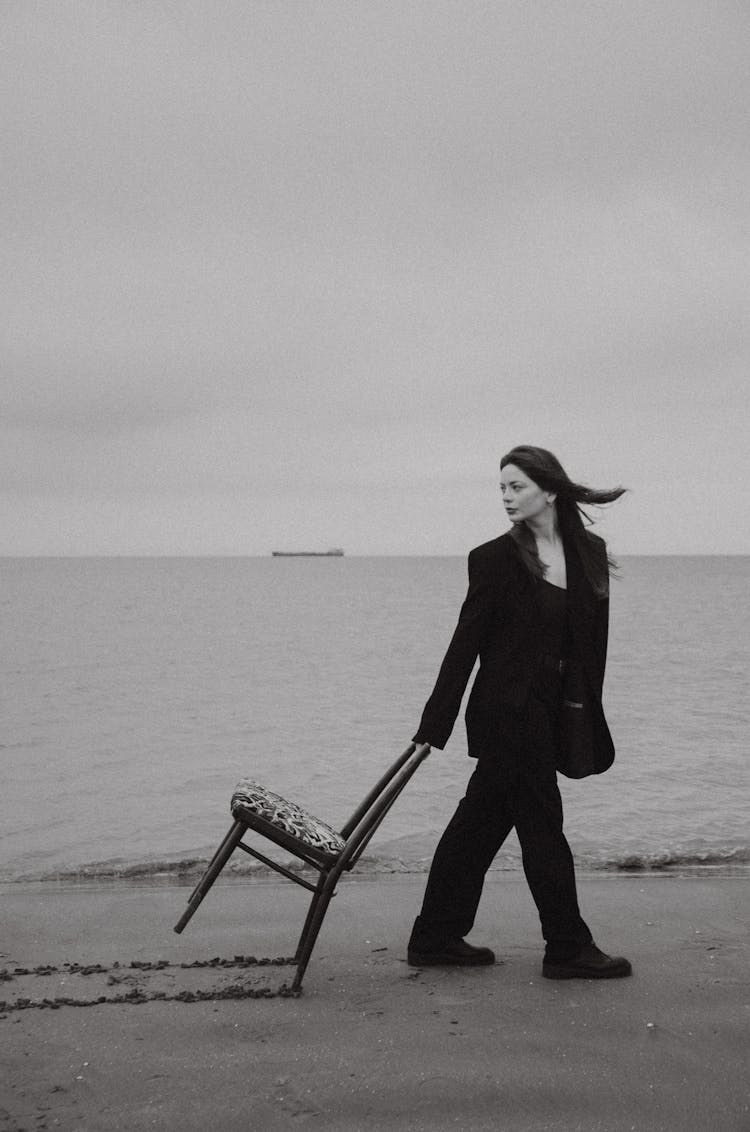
[2,874,749,1131]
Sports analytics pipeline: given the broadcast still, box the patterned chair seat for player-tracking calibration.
[231,779,346,858]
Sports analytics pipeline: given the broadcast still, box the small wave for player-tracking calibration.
[596,845,750,873]
[16,857,214,884]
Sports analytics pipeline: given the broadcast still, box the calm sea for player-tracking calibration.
[2,555,749,883]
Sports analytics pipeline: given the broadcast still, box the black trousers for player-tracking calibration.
[409,675,593,961]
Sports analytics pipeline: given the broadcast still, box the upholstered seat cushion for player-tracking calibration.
[231,780,346,857]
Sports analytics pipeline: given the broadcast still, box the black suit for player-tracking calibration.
[410,530,614,959]
[414,530,614,770]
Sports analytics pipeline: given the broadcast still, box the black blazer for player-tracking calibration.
[413,531,615,775]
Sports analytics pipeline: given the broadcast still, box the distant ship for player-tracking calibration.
[271,548,344,557]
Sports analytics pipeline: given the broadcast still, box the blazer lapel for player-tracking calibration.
[565,540,598,677]
[502,537,546,656]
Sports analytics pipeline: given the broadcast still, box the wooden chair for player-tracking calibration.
[174,743,431,991]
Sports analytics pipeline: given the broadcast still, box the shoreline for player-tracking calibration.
[3,857,750,891]
[2,874,749,1130]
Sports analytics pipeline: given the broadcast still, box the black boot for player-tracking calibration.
[542,941,632,980]
[407,938,495,967]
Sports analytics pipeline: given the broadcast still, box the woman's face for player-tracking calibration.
[500,463,552,524]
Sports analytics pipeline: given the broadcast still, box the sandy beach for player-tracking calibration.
[2,874,748,1131]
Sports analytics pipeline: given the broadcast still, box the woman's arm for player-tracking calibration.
[413,548,495,749]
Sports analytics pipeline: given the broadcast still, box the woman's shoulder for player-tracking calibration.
[468,531,517,567]
[580,530,608,559]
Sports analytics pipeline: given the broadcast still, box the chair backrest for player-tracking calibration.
[338,743,431,871]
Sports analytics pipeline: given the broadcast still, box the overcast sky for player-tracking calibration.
[3,1,749,555]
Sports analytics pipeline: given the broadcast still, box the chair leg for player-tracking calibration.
[174,820,246,934]
[293,873,328,962]
[185,820,246,904]
[291,869,339,992]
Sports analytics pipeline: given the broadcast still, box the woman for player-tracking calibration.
[408,445,632,979]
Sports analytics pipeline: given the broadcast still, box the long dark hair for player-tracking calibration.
[500,445,626,598]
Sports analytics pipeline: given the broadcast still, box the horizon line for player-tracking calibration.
[1,552,748,560]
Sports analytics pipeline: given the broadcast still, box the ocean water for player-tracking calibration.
[2,555,749,883]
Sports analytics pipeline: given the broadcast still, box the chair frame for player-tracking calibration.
[174,743,431,991]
